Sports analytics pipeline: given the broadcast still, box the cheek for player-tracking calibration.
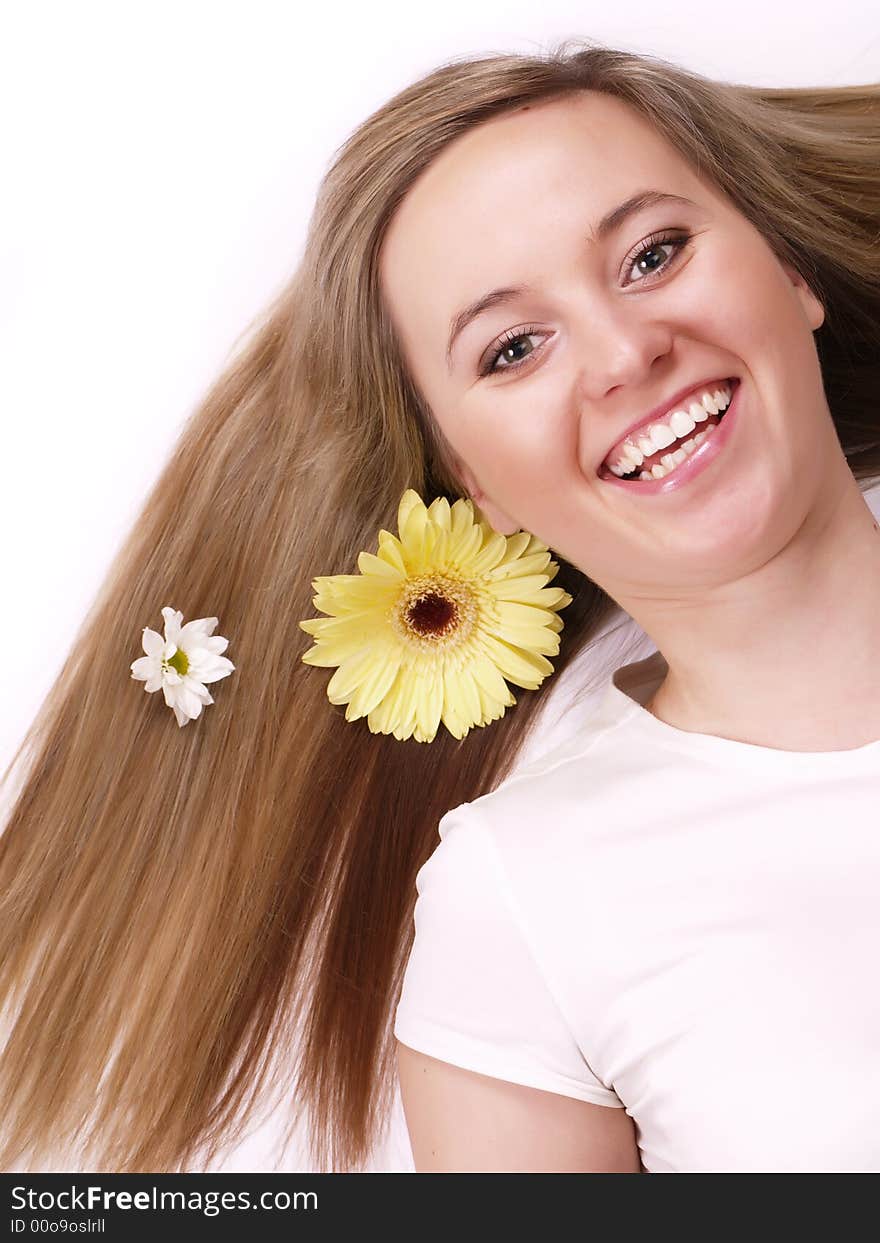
[464,412,585,547]
[714,247,825,430]
[675,242,762,352]
[705,237,801,357]
[456,386,573,493]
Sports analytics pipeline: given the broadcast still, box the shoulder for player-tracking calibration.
[460,698,627,843]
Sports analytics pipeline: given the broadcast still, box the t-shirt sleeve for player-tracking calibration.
[393,805,622,1108]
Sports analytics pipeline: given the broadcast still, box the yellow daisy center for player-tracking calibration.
[166,648,189,677]
[392,573,479,653]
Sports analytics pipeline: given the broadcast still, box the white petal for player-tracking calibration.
[202,634,229,656]
[188,653,235,684]
[177,683,205,719]
[161,607,184,644]
[184,677,214,706]
[130,655,156,680]
[179,617,219,643]
[141,627,165,658]
[163,667,183,686]
[144,673,164,693]
[173,702,190,727]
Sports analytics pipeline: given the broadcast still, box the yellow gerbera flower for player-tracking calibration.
[298,489,573,743]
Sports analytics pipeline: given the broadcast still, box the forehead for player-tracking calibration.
[379,92,704,372]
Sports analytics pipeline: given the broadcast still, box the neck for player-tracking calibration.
[627,467,880,753]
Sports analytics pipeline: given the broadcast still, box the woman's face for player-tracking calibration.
[378,91,829,603]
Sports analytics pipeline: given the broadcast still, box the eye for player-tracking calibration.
[622,229,692,286]
[478,229,694,378]
[479,324,547,378]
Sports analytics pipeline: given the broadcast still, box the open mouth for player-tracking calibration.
[598,378,740,484]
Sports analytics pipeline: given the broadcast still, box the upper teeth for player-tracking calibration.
[605,384,733,477]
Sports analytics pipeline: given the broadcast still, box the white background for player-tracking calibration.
[2,0,878,1169]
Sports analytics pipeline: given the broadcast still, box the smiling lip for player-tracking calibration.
[598,377,743,495]
[598,375,738,473]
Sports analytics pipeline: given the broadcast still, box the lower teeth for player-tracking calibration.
[619,409,727,481]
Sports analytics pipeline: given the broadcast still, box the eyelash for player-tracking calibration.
[478,229,694,378]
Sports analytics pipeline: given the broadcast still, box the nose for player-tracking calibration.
[572,314,675,471]
[572,307,675,405]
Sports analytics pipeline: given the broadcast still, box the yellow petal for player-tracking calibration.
[426,522,450,567]
[397,489,425,535]
[449,521,484,569]
[415,666,444,742]
[523,533,551,556]
[312,577,395,615]
[366,685,396,734]
[450,496,476,541]
[302,641,369,668]
[311,572,363,593]
[299,617,327,636]
[493,626,560,657]
[397,663,423,730]
[502,530,532,560]
[357,550,405,580]
[377,530,407,574]
[486,574,556,601]
[495,600,560,629]
[345,649,401,720]
[372,663,418,738]
[522,586,570,608]
[477,677,514,721]
[469,531,509,576]
[299,617,382,661]
[479,632,555,688]
[327,645,385,704]
[420,516,438,568]
[486,550,552,580]
[299,614,365,640]
[302,645,336,667]
[427,495,452,531]
[299,619,375,667]
[442,701,468,740]
[400,500,428,567]
[443,663,483,730]
[468,652,517,706]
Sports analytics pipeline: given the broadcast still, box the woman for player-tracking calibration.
[1,40,878,1174]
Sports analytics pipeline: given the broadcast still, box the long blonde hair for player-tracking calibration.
[1,39,878,1172]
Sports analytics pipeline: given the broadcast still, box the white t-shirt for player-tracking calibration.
[393,646,880,1173]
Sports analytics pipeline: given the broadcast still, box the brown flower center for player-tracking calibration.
[406,591,456,637]
[392,573,480,652]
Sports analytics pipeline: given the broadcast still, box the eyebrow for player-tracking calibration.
[445,189,701,371]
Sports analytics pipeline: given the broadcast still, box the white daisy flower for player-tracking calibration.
[130,606,235,727]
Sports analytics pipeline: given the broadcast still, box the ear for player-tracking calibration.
[783,260,825,332]
[455,460,521,537]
